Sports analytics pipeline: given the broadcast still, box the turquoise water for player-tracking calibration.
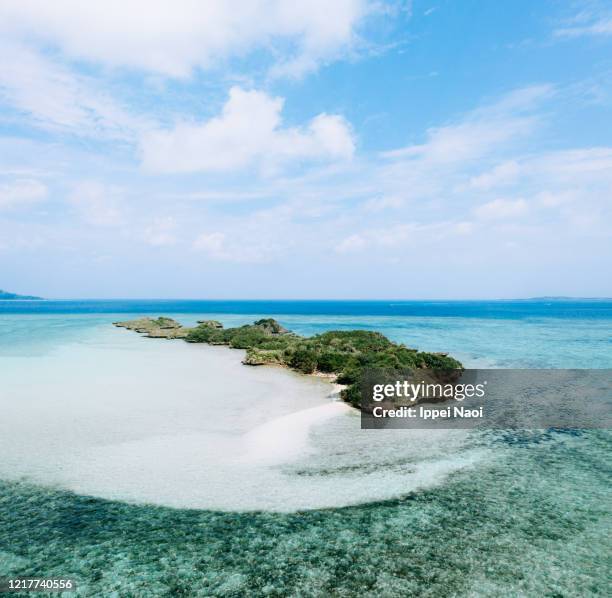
[3,298,612,367]
[1,301,610,596]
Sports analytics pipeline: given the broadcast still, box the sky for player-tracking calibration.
[0,0,611,299]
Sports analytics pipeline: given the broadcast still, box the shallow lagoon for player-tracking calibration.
[1,303,611,596]
[0,320,485,512]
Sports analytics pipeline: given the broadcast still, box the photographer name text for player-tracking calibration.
[372,405,484,419]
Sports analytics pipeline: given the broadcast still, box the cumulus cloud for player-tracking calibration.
[0,178,47,209]
[141,87,355,173]
[0,0,370,78]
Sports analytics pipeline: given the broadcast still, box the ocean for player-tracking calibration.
[1,300,610,596]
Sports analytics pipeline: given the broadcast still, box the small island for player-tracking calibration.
[114,317,462,408]
[0,289,42,300]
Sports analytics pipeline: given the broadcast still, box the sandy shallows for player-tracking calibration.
[0,325,485,511]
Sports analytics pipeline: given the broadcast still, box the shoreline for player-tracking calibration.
[115,317,351,401]
[311,371,348,400]
[113,316,463,409]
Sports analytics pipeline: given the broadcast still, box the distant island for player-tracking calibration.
[0,289,42,300]
[523,296,612,301]
[114,317,462,408]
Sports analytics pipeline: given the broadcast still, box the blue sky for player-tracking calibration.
[0,0,611,298]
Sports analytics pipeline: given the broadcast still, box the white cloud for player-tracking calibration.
[193,231,274,263]
[468,161,520,190]
[68,182,124,226]
[362,195,405,212]
[141,87,354,173]
[536,190,579,208]
[142,216,177,246]
[0,178,47,209]
[335,233,368,253]
[474,198,528,221]
[381,85,552,165]
[454,221,474,235]
[335,221,472,253]
[381,118,531,164]
[528,147,612,184]
[554,11,612,38]
[0,41,144,139]
[464,148,612,194]
[0,0,370,78]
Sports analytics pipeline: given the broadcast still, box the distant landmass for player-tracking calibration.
[523,296,612,301]
[0,289,42,300]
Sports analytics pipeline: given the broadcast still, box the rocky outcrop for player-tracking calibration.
[253,318,290,335]
[113,317,190,339]
[196,320,224,329]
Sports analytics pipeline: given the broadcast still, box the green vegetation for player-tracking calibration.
[184,319,462,407]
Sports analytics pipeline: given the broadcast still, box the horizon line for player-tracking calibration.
[3,296,612,302]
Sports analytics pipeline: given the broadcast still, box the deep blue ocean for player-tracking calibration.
[2,298,611,318]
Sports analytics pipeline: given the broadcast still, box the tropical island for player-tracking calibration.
[114,317,462,407]
[0,289,42,300]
